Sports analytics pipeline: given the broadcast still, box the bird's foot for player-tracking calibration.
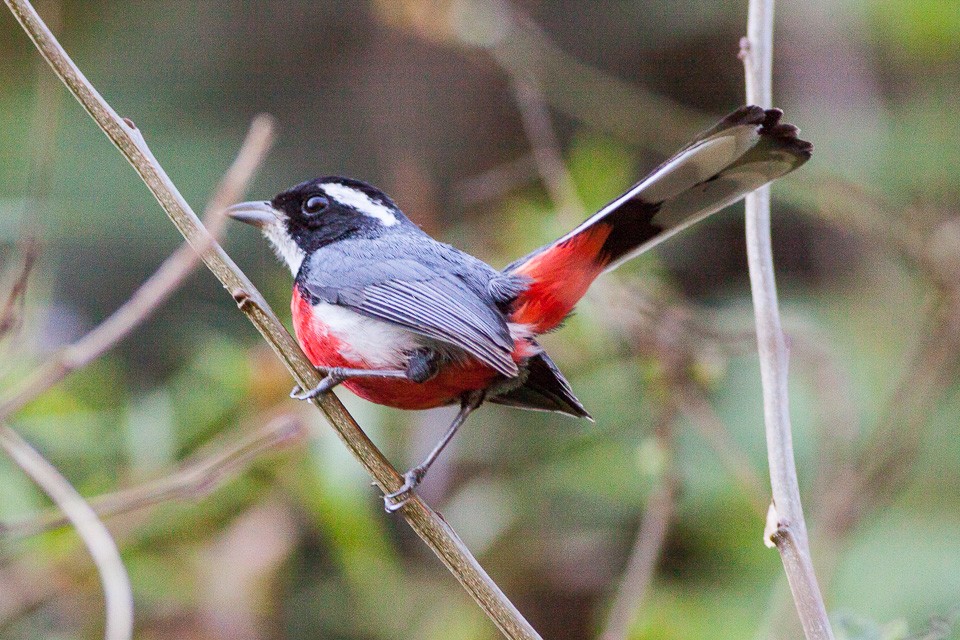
[290,370,344,401]
[383,467,426,513]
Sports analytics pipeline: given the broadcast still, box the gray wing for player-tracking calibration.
[300,239,519,377]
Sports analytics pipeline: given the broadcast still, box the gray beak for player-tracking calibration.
[225,201,281,228]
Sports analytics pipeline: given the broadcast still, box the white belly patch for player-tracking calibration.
[310,302,419,368]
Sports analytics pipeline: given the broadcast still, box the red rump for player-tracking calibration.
[509,224,612,333]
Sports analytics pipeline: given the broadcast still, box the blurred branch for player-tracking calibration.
[0,115,276,420]
[675,383,767,512]
[740,1,833,638]
[0,236,39,340]
[509,71,585,226]
[600,405,678,640]
[488,6,707,152]
[0,423,133,640]
[454,153,538,209]
[0,0,60,366]
[814,291,960,577]
[2,415,306,539]
[2,2,542,637]
[789,333,860,468]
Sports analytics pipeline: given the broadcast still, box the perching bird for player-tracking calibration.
[228,105,811,511]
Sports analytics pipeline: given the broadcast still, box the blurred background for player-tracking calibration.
[2,0,959,638]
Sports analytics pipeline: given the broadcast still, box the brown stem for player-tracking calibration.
[2,415,305,539]
[599,405,678,640]
[676,383,768,513]
[509,71,585,227]
[0,237,39,340]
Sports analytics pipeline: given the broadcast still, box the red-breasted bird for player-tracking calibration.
[228,106,812,511]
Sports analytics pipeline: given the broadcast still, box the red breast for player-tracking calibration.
[292,288,504,409]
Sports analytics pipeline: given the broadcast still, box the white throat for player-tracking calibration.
[262,222,306,275]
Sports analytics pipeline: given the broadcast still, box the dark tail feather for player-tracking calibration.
[489,351,591,419]
[506,106,812,333]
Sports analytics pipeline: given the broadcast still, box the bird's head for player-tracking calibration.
[227,176,408,274]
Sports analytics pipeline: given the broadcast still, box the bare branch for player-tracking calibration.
[600,406,678,640]
[813,293,960,569]
[3,2,541,637]
[454,153,539,209]
[2,415,305,539]
[509,71,585,226]
[0,236,40,340]
[0,423,133,640]
[0,115,275,421]
[740,2,834,638]
[676,383,768,512]
[485,7,708,152]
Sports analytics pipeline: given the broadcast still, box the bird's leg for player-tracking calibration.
[290,367,408,400]
[290,349,439,401]
[383,390,485,512]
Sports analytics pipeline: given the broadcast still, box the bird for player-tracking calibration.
[227,105,812,511]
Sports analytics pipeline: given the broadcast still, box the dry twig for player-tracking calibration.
[2,415,305,539]
[509,71,585,226]
[599,405,678,640]
[740,1,833,638]
[0,115,275,420]
[0,237,40,340]
[0,423,133,640]
[3,2,540,637]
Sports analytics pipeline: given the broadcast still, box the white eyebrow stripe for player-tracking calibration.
[321,182,399,226]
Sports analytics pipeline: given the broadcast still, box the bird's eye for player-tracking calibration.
[302,195,329,215]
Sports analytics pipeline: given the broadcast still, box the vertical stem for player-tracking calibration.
[741,1,834,638]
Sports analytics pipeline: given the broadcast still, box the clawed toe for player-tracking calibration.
[382,468,425,512]
[289,373,341,401]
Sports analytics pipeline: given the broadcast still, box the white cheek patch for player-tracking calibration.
[262,222,306,275]
[322,182,399,226]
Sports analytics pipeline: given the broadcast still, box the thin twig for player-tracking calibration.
[0,423,133,640]
[812,292,960,576]
[509,71,585,226]
[0,237,40,340]
[454,153,539,209]
[3,3,541,637]
[0,114,274,420]
[486,6,708,152]
[675,383,768,513]
[600,405,678,640]
[2,415,305,539]
[739,1,834,638]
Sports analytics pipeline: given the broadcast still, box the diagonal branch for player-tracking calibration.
[0,237,39,341]
[0,114,275,421]
[1,422,133,640]
[740,1,834,638]
[2,415,305,539]
[675,383,768,512]
[2,2,541,637]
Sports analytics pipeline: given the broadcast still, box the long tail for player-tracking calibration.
[505,105,812,333]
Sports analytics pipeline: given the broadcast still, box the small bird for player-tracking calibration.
[228,105,811,511]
